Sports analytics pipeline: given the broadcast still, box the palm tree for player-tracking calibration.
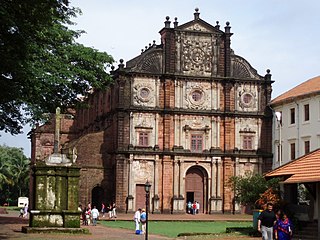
[0,145,30,204]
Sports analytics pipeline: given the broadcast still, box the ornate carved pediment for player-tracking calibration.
[178,19,222,34]
[231,55,263,80]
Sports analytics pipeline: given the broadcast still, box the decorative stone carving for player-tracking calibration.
[184,23,212,32]
[135,51,162,73]
[237,85,258,110]
[231,55,262,80]
[181,37,212,75]
[185,82,211,110]
[133,82,155,106]
[132,160,153,182]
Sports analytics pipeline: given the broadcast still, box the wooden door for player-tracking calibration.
[135,184,145,211]
[185,167,204,213]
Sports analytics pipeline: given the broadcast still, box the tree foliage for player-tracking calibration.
[229,172,280,209]
[0,0,114,135]
[0,145,30,205]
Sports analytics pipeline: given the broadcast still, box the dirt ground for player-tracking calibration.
[0,210,259,240]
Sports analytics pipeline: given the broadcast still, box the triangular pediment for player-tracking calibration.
[177,19,223,34]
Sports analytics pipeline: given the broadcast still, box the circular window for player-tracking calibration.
[191,90,203,102]
[242,93,252,104]
[140,88,150,99]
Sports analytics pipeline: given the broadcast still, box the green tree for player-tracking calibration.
[229,172,279,209]
[0,0,114,135]
[0,145,30,205]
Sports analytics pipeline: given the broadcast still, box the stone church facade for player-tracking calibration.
[31,9,273,214]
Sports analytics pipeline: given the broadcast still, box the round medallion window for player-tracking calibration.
[140,88,150,99]
[191,90,203,102]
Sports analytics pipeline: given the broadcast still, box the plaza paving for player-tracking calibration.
[0,210,258,240]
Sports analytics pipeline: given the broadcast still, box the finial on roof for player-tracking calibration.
[164,16,171,28]
[215,21,220,30]
[174,17,178,28]
[118,59,124,70]
[194,7,200,20]
[225,21,231,33]
[141,49,144,53]
[153,40,156,47]
[111,66,115,71]
[149,43,152,47]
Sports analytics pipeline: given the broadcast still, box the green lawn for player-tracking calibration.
[100,221,252,238]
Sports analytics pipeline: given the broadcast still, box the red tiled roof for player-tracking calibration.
[265,148,320,183]
[271,76,320,106]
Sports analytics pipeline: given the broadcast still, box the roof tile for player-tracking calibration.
[265,148,320,183]
[271,76,320,105]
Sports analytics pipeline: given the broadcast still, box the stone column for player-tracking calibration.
[216,158,223,211]
[209,158,216,213]
[172,158,184,214]
[153,155,160,213]
[127,155,134,213]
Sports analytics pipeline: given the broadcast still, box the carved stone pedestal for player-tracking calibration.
[172,196,185,214]
[209,197,223,214]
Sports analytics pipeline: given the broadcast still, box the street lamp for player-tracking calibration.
[275,111,282,166]
[144,180,151,240]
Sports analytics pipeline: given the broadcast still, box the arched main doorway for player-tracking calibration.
[185,166,208,213]
[92,186,104,211]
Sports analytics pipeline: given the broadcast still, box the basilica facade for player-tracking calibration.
[31,9,273,214]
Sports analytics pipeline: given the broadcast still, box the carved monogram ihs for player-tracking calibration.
[182,39,212,74]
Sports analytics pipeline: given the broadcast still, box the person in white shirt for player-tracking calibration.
[196,201,200,214]
[91,206,99,226]
[134,208,141,233]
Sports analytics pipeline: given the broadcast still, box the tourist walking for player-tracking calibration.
[112,202,117,218]
[192,201,197,215]
[85,207,91,225]
[140,208,147,234]
[187,201,192,214]
[274,210,293,240]
[133,208,141,234]
[108,203,113,219]
[257,202,277,240]
[101,203,105,218]
[23,204,28,218]
[196,201,200,214]
[91,206,99,226]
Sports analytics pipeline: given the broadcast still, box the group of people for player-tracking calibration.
[79,201,117,226]
[258,202,293,240]
[187,201,200,214]
[79,203,99,226]
[133,208,147,234]
[101,202,117,219]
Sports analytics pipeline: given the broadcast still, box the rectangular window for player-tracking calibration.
[243,136,253,150]
[290,108,295,124]
[304,104,310,121]
[138,132,149,146]
[191,135,203,152]
[290,143,296,160]
[305,140,310,154]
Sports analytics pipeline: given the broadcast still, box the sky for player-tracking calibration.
[1,0,319,157]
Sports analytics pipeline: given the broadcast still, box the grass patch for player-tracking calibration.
[100,221,252,238]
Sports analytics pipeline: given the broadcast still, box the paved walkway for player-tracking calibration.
[0,210,254,240]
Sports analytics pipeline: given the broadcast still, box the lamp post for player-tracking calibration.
[275,112,282,166]
[144,180,151,240]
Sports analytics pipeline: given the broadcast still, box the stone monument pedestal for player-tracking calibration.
[23,162,86,234]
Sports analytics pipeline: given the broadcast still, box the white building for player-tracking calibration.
[271,76,320,168]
